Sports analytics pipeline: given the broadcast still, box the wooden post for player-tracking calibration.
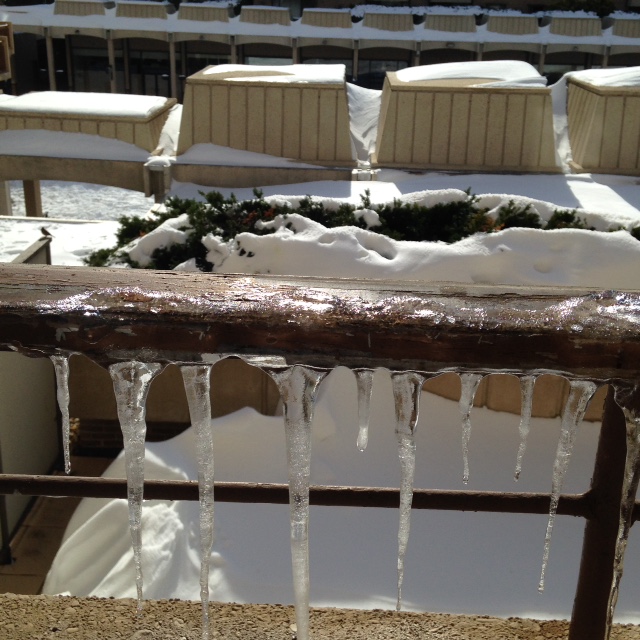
[23,180,42,218]
[0,181,11,217]
[569,386,631,640]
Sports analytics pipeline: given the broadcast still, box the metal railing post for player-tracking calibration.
[569,385,629,640]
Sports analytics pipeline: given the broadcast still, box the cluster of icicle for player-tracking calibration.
[50,354,637,640]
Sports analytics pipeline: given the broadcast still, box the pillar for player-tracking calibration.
[538,44,546,75]
[123,39,131,93]
[412,42,420,67]
[23,180,43,218]
[45,30,56,91]
[168,36,177,99]
[476,43,483,61]
[65,35,74,91]
[292,38,298,64]
[352,40,359,83]
[230,35,237,64]
[106,31,116,93]
[0,181,12,217]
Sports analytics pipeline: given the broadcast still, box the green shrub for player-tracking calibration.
[84,189,625,271]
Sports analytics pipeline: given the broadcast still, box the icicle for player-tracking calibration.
[182,365,215,640]
[109,361,161,613]
[459,373,483,485]
[538,379,597,593]
[391,371,427,612]
[514,375,537,481]
[267,365,327,640]
[50,354,72,475]
[606,384,640,634]
[354,369,374,451]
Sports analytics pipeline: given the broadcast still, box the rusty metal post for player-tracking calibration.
[569,385,628,640]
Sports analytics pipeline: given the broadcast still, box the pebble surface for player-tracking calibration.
[1,594,640,640]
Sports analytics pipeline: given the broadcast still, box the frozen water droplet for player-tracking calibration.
[514,376,537,481]
[538,379,597,593]
[50,354,72,475]
[109,361,162,613]
[606,384,640,632]
[267,366,327,640]
[182,365,214,640]
[354,369,374,451]
[391,371,427,611]
[459,374,483,485]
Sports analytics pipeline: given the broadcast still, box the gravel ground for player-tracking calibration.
[1,594,640,640]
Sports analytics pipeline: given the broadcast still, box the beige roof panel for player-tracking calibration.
[486,16,538,35]
[550,17,602,37]
[362,12,414,32]
[425,15,476,33]
[239,7,290,26]
[301,9,352,29]
[178,4,229,23]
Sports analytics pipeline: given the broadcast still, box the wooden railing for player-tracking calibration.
[1,263,640,640]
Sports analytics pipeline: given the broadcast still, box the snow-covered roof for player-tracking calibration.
[568,67,640,87]
[0,91,172,119]
[395,60,546,86]
[203,64,345,84]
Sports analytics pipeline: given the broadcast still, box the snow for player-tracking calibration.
[568,67,640,87]
[0,130,152,161]
[0,92,171,118]
[176,144,323,169]
[203,64,345,84]
[395,61,546,86]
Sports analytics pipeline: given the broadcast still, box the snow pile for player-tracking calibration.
[395,61,546,86]
[0,92,172,118]
[203,64,345,84]
[568,67,640,87]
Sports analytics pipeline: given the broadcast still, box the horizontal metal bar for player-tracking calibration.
[1,265,640,377]
[0,473,601,518]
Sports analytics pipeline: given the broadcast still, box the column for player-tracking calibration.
[352,40,359,83]
[45,29,56,91]
[0,182,12,217]
[168,35,177,99]
[23,180,43,218]
[106,31,116,93]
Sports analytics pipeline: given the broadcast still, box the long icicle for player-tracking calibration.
[50,354,72,475]
[182,365,215,640]
[459,373,483,485]
[109,361,161,613]
[267,365,327,640]
[539,379,597,593]
[606,383,640,635]
[514,375,537,481]
[354,369,374,452]
[391,370,427,611]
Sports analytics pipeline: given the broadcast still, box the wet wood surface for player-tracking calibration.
[1,263,639,379]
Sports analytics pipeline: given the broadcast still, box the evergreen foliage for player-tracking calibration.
[84,189,630,271]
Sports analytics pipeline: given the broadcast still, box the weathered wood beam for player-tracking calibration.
[0,264,639,378]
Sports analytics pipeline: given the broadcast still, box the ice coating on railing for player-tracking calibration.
[109,361,161,612]
[607,384,640,634]
[267,365,327,640]
[515,376,537,481]
[50,354,72,475]
[182,365,215,640]
[391,371,427,611]
[459,373,483,485]
[354,369,374,452]
[538,379,597,593]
